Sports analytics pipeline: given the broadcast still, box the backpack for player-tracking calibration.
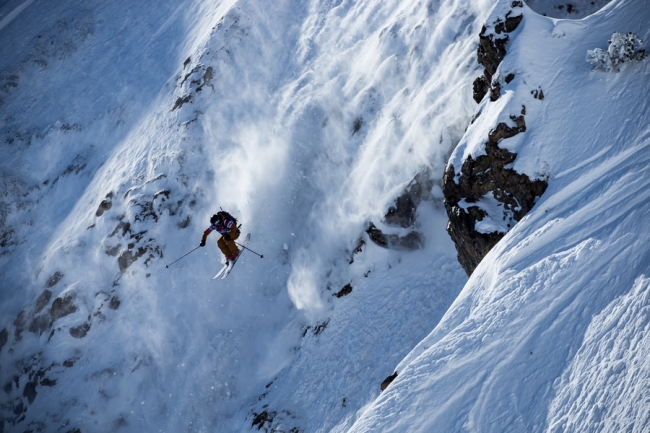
[217,210,237,226]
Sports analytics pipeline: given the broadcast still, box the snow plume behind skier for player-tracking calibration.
[200,211,240,262]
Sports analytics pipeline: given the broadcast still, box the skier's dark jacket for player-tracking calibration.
[201,214,239,243]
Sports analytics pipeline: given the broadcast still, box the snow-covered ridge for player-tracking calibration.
[350,0,650,430]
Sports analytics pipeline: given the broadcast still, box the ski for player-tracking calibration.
[211,233,251,280]
[211,263,229,280]
[220,233,250,279]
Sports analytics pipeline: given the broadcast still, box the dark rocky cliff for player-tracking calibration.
[473,2,524,103]
[443,5,548,276]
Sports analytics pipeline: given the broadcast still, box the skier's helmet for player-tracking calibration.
[210,214,222,225]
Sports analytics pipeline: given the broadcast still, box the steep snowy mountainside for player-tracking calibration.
[0,0,492,431]
[350,0,650,431]
[0,0,215,289]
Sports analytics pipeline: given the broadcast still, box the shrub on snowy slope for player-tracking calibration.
[587,31,646,72]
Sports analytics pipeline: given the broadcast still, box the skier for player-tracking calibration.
[200,211,240,262]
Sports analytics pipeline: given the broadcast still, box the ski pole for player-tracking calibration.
[165,246,201,268]
[235,241,264,259]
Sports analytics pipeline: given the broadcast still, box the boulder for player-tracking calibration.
[384,170,434,228]
[366,222,424,250]
[50,294,77,321]
[381,372,398,391]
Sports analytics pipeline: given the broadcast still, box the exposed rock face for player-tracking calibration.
[50,294,77,321]
[366,222,424,250]
[13,310,27,341]
[172,94,193,111]
[23,380,37,404]
[2,173,177,431]
[472,5,523,103]
[445,5,547,276]
[334,283,352,298]
[252,410,276,430]
[45,272,64,288]
[69,323,91,338]
[384,170,434,228]
[34,290,52,313]
[380,372,398,391]
[249,407,301,432]
[0,328,8,352]
[1,283,122,430]
[118,247,148,272]
[365,170,433,250]
[443,109,548,276]
[95,192,113,217]
[28,314,51,335]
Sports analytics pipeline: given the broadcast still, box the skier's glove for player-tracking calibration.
[200,241,206,247]
[224,235,231,241]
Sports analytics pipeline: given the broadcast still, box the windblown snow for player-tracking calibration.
[0,0,648,431]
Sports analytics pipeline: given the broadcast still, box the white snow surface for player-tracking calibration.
[352,0,650,432]
[0,0,649,431]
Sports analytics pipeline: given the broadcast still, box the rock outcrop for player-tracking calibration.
[380,372,398,391]
[366,222,424,250]
[443,109,547,276]
[365,170,433,251]
[1,283,123,430]
[384,170,434,228]
[444,6,548,276]
[472,3,523,103]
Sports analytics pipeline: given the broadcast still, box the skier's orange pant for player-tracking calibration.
[217,232,240,257]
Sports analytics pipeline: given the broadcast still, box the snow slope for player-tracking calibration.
[1,0,648,430]
[0,0,485,431]
[350,0,650,431]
